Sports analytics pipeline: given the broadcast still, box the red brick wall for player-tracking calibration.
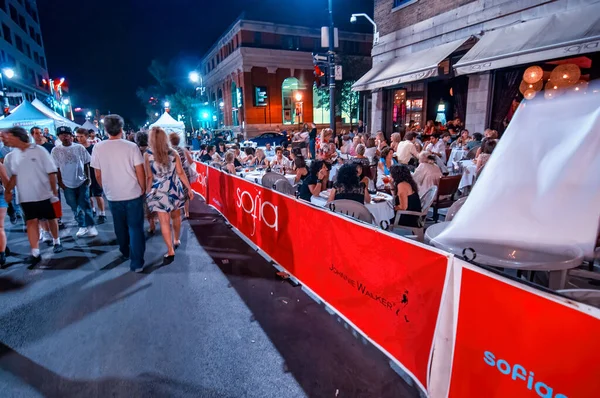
[375,0,476,37]
[241,67,315,127]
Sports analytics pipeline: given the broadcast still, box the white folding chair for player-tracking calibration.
[261,172,288,189]
[274,179,297,197]
[328,199,375,225]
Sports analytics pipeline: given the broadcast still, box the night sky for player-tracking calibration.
[38,0,373,125]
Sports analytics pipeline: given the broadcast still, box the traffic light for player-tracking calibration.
[313,53,329,89]
[314,64,327,88]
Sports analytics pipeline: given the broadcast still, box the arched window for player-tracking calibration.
[282,77,302,125]
[217,88,224,127]
[231,81,239,127]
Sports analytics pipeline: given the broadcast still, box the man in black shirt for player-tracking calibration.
[31,126,54,154]
[357,120,364,134]
[200,145,215,163]
[308,122,317,159]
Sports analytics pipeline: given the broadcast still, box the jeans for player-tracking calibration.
[63,183,95,227]
[309,139,316,159]
[108,196,145,270]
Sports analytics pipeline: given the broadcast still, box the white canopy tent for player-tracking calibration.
[31,98,79,131]
[81,120,99,133]
[150,112,186,147]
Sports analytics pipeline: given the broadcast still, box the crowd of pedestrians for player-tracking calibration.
[0,114,196,271]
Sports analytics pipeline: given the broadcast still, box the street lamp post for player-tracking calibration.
[328,0,336,135]
[0,68,15,115]
[350,13,379,45]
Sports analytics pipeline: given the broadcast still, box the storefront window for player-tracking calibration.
[392,89,407,132]
[231,81,239,126]
[282,77,300,125]
[313,85,331,124]
[406,98,423,127]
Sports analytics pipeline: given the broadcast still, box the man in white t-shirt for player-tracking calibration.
[52,126,98,238]
[4,126,62,267]
[395,132,420,165]
[91,114,146,272]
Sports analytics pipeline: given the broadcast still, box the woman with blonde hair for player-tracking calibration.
[318,128,336,161]
[224,151,237,174]
[390,132,402,152]
[145,127,194,264]
[169,133,194,219]
[253,148,268,166]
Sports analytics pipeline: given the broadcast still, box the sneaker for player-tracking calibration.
[97,215,106,224]
[9,214,17,225]
[0,252,6,268]
[76,227,88,238]
[27,255,42,269]
[86,226,99,237]
[133,266,144,273]
[53,243,63,253]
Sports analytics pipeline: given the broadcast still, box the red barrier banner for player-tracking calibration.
[207,168,450,391]
[448,263,600,398]
[191,161,208,200]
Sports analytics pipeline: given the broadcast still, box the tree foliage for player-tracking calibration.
[312,53,370,128]
[136,59,201,129]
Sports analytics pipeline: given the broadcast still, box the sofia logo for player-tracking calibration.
[235,187,278,236]
[484,351,567,398]
[197,171,207,188]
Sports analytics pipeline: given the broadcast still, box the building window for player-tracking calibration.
[18,14,26,31]
[35,33,41,46]
[15,35,23,52]
[39,55,45,68]
[282,35,299,50]
[393,0,418,10]
[25,42,30,58]
[33,51,39,63]
[0,0,6,12]
[254,31,262,44]
[2,24,11,44]
[28,26,34,39]
[9,4,17,23]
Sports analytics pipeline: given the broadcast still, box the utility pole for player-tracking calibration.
[328,0,336,135]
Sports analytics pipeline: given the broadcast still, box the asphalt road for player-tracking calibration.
[0,197,419,398]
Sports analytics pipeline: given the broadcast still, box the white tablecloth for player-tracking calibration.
[447,148,468,167]
[238,170,296,186]
[458,160,478,190]
[310,192,394,228]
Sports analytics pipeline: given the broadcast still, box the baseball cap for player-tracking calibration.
[57,126,73,135]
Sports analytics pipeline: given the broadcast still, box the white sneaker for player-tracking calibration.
[76,227,88,238]
[42,231,53,243]
[86,226,98,237]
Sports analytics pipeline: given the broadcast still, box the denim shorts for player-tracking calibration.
[0,192,7,209]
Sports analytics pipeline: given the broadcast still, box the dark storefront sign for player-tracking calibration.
[254,86,268,107]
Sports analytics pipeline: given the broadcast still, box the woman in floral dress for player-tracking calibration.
[169,133,194,219]
[145,127,193,264]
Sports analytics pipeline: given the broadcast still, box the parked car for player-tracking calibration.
[249,132,287,147]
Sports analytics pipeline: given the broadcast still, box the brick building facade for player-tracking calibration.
[201,18,372,137]
[358,0,600,137]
